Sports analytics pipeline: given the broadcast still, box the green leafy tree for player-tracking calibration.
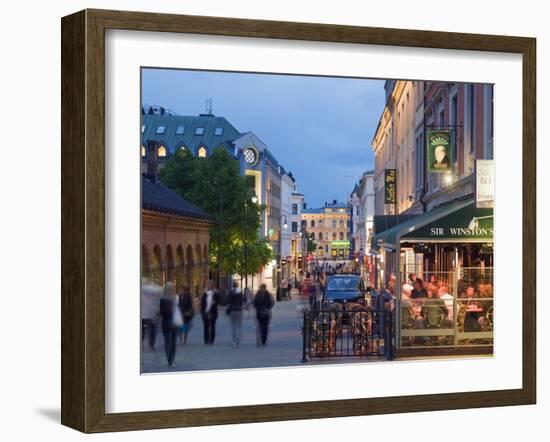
[306,232,317,253]
[159,147,272,282]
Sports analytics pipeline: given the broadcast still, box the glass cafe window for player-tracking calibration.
[400,266,493,349]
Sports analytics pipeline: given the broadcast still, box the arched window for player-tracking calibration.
[197,146,207,158]
[339,220,344,227]
[311,232,315,240]
[339,232,344,240]
[332,232,337,240]
[176,245,184,268]
[141,145,146,157]
[319,232,323,241]
[311,220,315,228]
[158,145,167,157]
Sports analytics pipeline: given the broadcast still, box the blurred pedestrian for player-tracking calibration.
[200,280,220,345]
[159,282,180,368]
[254,284,275,346]
[243,286,253,318]
[227,281,244,347]
[178,285,194,345]
[141,280,161,351]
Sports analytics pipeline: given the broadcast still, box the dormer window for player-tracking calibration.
[141,125,146,134]
[156,126,166,134]
[195,127,205,135]
[158,145,167,157]
[141,146,146,157]
[197,146,207,158]
[214,127,223,136]
[175,126,185,135]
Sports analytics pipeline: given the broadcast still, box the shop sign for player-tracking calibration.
[475,160,494,208]
[402,204,494,241]
[384,169,397,204]
[427,130,453,173]
[331,240,350,247]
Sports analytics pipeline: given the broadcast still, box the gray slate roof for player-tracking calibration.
[141,113,241,156]
[142,176,214,221]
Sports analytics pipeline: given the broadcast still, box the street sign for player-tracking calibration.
[475,159,494,208]
[384,169,397,204]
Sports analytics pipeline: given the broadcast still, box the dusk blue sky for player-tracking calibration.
[142,68,386,208]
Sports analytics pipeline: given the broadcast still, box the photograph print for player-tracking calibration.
[140,69,494,374]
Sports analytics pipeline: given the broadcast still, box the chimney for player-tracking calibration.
[146,139,159,182]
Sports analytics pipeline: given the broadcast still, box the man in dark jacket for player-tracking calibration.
[253,284,275,346]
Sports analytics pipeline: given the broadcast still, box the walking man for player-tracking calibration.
[253,283,275,346]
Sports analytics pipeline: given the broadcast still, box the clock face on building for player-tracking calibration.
[244,147,258,165]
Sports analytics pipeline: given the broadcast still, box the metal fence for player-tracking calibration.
[301,307,394,362]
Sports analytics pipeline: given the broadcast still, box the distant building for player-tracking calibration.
[301,200,351,264]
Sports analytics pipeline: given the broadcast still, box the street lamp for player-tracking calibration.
[243,191,258,290]
[468,215,493,230]
[277,214,288,290]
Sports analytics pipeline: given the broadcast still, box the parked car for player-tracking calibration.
[321,275,369,324]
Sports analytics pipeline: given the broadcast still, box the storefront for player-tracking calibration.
[374,198,494,354]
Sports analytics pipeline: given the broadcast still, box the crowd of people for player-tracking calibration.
[141,280,276,368]
[400,272,494,341]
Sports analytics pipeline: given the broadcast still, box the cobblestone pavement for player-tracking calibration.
[141,291,310,373]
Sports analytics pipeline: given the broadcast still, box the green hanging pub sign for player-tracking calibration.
[427,130,453,173]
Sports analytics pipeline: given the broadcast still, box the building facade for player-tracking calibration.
[141,145,214,294]
[141,108,300,292]
[301,201,351,265]
[371,81,495,352]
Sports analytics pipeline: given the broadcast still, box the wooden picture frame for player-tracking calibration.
[61,8,536,433]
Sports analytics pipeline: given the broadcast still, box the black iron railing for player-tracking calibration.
[301,307,394,362]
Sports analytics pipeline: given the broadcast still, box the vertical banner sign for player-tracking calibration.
[427,130,453,173]
[384,169,397,204]
[475,159,495,208]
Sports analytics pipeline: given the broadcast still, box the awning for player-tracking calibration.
[374,198,493,250]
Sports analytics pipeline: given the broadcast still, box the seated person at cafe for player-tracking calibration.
[462,285,483,332]
[438,285,454,326]
[421,284,449,328]
[411,278,428,299]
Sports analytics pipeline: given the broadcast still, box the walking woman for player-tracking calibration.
[200,280,219,345]
[159,282,181,368]
[227,281,244,347]
[253,283,275,346]
[178,285,194,345]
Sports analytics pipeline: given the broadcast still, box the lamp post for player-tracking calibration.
[243,192,258,290]
[299,226,307,275]
[277,214,288,289]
